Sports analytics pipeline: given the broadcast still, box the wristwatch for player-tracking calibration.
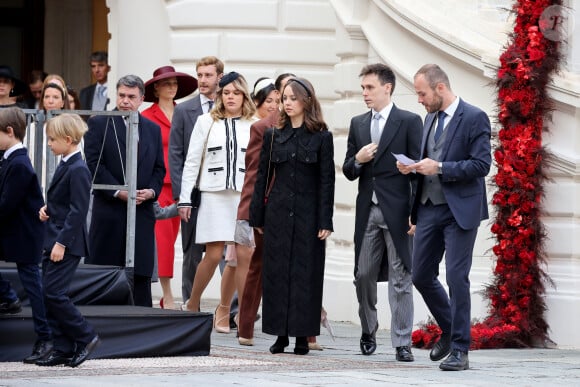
[437,162,443,174]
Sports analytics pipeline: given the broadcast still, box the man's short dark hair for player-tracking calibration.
[359,63,396,95]
[117,74,145,96]
[90,51,108,64]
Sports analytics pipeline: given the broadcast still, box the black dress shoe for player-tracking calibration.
[35,350,73,366]
[395,346,414,362]
[439,349,469,371]
[269,335,289,354]
[294,336,309,355]
[69,335,101,368]
[0,299,22,314]
[24,340,54,364]
[360,323,378,355]
[430,334,451,361]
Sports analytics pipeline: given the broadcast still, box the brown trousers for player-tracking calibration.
[237,230,263,339]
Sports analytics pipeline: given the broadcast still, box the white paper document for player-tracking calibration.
[392,153,416,166]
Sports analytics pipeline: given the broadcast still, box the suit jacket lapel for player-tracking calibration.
[110,115,126,151]
[49,153,80,191]
[440,101,465,159]
[186,97,203,125]
[421,113,436,157]
[3,149,25,176]
[276,125,295,143]
[150,104,171,128]
[137,115,150,166]
[359,111,372,146]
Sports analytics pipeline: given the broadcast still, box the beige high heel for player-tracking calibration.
[238,337,254,346]
[214,304,231,333]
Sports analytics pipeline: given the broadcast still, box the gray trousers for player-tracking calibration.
[354,204,414,347]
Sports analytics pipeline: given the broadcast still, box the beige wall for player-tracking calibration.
[104,0,580,347]
[331,0,580,348]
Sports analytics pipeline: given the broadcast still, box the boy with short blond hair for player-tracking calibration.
[0,106,53,363]
[37,113,100,367]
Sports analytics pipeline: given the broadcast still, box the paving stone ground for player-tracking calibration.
[1,300,579,386]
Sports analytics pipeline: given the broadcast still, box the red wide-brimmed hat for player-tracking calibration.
[144,66,198,102]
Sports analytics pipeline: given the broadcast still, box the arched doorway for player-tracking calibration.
[0,0,109,95]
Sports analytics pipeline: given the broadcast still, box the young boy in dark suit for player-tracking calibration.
[0,107,53,363]
[37,113,100,367]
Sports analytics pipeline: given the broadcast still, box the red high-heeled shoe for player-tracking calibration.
[159,298,164,309]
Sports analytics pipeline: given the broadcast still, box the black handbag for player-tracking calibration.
[190,120,214,209]
[264,128,275,204]
[190,187,201,209]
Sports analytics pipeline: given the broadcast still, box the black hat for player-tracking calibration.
[219,72,241,88]
[0,66,27,97]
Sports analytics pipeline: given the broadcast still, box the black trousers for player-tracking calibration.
[42,253,95,353]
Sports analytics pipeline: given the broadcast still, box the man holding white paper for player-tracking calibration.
[342,64,422,362]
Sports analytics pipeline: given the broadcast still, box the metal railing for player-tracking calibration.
[24,108,139,268]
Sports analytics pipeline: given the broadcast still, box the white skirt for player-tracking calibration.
[195,189,240,244]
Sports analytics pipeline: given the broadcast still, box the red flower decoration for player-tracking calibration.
[413,0,560,349]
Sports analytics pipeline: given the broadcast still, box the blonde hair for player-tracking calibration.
[211,74,256,121]
[46,113,87,145]
[42,74,66,90]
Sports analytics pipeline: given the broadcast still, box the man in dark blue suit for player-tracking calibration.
[84,75,165,307]
[37,113,99,367]
[398,64,491,371]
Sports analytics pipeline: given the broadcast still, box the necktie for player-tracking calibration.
[434,111,447,142]
[371,112,381,144]
[370,113,381,204]
[94,84,106,110]
[207,100,214,112]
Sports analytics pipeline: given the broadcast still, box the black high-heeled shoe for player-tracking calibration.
[294,336,309,355]
[269,335,289,354]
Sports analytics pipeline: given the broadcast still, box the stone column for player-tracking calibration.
[565,0,580,73]
[326,0,370,322]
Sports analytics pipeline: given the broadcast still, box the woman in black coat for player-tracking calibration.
[250,77,334,355]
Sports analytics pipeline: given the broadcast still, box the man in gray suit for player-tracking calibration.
[343,63,422,362]
[168,56,224,303]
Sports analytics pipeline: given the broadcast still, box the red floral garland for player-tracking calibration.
[413,0,561,350]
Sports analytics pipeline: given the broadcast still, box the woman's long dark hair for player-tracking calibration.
[278,77,327,133]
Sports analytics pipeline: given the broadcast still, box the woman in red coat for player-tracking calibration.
[142,66,197,309]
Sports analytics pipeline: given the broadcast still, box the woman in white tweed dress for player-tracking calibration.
[178,72,257,332]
